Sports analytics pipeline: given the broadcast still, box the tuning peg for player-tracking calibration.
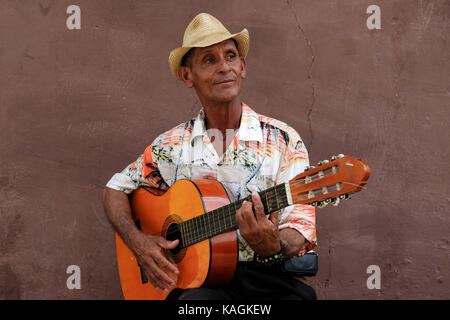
[317,160,329,166]
[318,201,329,208]
[337,154,344,158]
[331,197,340,206]
[305,165,315,171]
[339,194,350,200]
[331,155,338,161]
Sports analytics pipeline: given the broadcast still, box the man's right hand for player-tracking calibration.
[130,232,180,292]
[103,187,180,292]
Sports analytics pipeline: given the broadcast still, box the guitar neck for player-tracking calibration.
[179,183,292,248]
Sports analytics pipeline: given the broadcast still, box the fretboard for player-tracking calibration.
[179,183,291,248]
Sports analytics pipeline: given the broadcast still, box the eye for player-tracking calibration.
[227,52,236,60]
[204,56,215,64]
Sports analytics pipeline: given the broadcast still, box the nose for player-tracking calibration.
[217,56,232,73]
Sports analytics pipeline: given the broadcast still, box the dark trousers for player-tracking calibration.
[169,263,317,300]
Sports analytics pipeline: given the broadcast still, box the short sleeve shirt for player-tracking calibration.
[106,102,316,261]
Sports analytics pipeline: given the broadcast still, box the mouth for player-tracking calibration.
[215,79,236,85]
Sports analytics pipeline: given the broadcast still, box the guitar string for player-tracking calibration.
[180,180,362,246]
[156,172,365,246]
[180,186,289,246]
[167,188,279,247]
[180,181,366,246]
[142,186,286,241]
[179,174,317,245]
[163,175,305,243]
[166,176,341,246]
[140,178,360,242]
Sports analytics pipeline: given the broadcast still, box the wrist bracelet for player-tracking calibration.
[254,241,287,266]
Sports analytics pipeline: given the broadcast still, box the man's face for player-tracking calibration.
[179,39,247,104]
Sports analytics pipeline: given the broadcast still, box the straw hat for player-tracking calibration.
[168,13,250,79]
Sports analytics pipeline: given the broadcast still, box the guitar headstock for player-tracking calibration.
[288,154,371,208]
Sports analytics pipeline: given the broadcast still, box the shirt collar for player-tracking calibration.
[238,103,263,142]
[190,108,207,143]
[190,102,263,144]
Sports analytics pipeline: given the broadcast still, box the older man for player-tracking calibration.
[103,13,317,300]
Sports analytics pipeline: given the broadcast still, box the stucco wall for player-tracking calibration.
[0,0,448,299]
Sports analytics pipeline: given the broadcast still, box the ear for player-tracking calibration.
[178,66,194,88]
[239,56,247,79]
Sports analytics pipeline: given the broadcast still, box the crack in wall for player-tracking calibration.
[286,0,317,150]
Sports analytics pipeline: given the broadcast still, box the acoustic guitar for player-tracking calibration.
[115,154,370,299]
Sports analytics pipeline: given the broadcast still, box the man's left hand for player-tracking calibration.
[236,191,281,257]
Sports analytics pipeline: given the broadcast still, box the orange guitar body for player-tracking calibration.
[115,179,238,300]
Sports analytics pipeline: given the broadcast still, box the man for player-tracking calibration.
[103,13,317,300]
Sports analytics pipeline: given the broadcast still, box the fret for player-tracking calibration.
[274,184,284,209]
[274,186,280,209]
[198,214,204,240]
[231,202,238,229]
[262,187,276,214]
[201,213,207,238]
[229,204,234,229]
[179,220,185,247]
[212,208,217,237]
[201,213,207,239]
[228,203,233,230]
[282,184,290,207]
[184,220,190,247]
[264,190,271,213]
[224,205,229,231]
[190,217,196,245]
[280,184,288,208]
[184,220,192,247]
[230,212,236,228]
[194,215,200,243]
[218,206,227,234]
[208,210,215,237]
[269,187,278,212]
[206,213,211,237]
[222,207,227,232]
[180,220,189,248]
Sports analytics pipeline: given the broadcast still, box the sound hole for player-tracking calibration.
[166,223,182,255]
[162,215,186,264]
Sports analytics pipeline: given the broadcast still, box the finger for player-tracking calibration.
[236,204,250,231]
[269,210,279,226]
[144,263,171,292]
[158,238,179,250]
[151,259,177,287]
[151,275,170,292]
[154,250,180,276]
[240,200,257,227]
[251,191,266,220]
[156,238,180,274]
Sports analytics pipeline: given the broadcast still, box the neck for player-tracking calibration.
[202,98,242,134]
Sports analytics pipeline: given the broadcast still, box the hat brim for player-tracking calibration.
[169,28,249,79]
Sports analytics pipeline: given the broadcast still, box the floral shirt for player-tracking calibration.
[106,102,316,261]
